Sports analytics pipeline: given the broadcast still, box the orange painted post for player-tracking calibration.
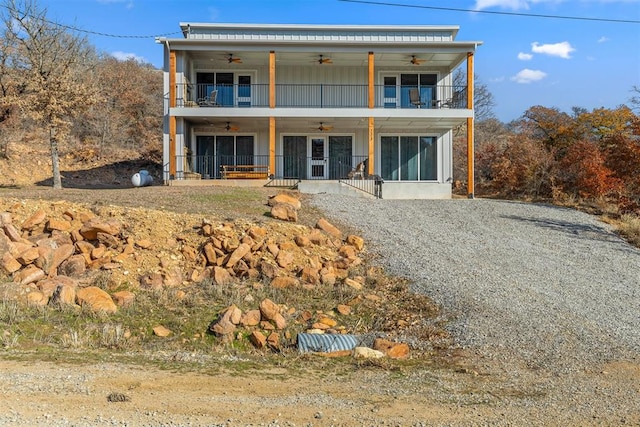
[367,52,375,176]
[269,52,276,176]
[169,51,177,178]
[269,117,276,176]
[466,52,475,199]
[269,51,276,108]
[368,117,374,176]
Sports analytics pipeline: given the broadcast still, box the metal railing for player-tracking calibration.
[172,154,370,180]
[174,83,467,109]
[169,154,383,197]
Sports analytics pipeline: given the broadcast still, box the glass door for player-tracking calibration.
[328,136,353,179]
[309,137,327,179]
[238,75,251,107]
[282,136,307,179]
[216,73,234,106]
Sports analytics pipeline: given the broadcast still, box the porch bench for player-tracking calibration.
[221,164,270,179]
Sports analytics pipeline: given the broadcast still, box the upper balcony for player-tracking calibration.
[172,83,468,110]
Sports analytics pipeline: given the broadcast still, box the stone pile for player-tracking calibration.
[0,207,137,313]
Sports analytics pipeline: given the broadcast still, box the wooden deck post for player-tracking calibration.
[269,51,276,176]
[367,52,375,176]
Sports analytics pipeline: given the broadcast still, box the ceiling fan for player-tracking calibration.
[227,53,242,64]
[410,55,425,65]
[315,54,333,64]
[316,122,333,132]
[225,122,240,131]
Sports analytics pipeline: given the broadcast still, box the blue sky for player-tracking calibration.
[35,0,640,122]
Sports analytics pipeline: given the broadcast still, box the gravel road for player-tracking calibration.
[310,195,640,375]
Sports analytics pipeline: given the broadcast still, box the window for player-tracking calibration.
[381,136,437,181]
[401,74,437,108]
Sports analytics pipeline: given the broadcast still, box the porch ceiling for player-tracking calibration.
[186,115,467,133]
[187,49,468,70]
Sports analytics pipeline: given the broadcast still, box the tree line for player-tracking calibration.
[454,97,640,215]
[0,0,162,188]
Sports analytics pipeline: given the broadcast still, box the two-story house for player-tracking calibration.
[158,23,481,199]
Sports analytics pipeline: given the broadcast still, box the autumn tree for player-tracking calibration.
[516,106,579,156]
[2,0,97,188]
[557,140,622,199]
[575,106,636,143]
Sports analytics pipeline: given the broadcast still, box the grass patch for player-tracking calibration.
[616,214,640,247]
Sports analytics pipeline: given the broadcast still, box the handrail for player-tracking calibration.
[173,83,468,109]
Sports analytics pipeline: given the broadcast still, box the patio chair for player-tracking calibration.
[197,89,218,107]
[409,88,425,108]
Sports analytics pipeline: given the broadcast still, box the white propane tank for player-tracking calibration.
[131,170,153,187]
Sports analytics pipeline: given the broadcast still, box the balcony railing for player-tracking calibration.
[174,83,467,109]
[171,154,371,181]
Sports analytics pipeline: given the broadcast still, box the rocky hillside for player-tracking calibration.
[0,190,442,357]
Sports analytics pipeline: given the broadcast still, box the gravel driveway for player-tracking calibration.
[310,195,640,375]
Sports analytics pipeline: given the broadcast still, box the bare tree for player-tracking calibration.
[2,0,97,188]
[630,85,640,114]
[453,68,495,122]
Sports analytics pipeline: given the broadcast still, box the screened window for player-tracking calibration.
[380,135,437,181]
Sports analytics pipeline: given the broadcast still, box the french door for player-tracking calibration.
[196,72,253,107]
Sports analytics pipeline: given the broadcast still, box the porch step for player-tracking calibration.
[297,180,375,198]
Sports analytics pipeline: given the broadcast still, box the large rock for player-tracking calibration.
[226,243,251,268]
[240,309,261,327]
[373,338,410,359]
[21,210,46,230]
[1,252,22,274]
[79,218,122,240]
[14,265,45,286]
[353,346,385,359]
[75,286,118,313]
[267,193,301,210]
[270,203,298,222]
[58,255,87,277]
[316,218,342,239]
[50,284,76,306]
[213,266,232,285]
[259,298,280,321]
[249,330,267,349]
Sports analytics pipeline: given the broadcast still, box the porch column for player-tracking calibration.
[367,52,375,176]
[269,117,276,176]
[269,51,276,108]
[169,51,177,178]
[269,51,276,175]
[466,52,475,199]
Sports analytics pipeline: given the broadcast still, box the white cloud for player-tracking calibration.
[531,41,575,59]
[597,36,610,43]
[474,0,530,10]
[511,69,547,83]
[475,0,638,11]
[111,51,146,63]
[518,52,533,60]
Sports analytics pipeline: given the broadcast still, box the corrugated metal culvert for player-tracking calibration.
[296,333,360,353]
